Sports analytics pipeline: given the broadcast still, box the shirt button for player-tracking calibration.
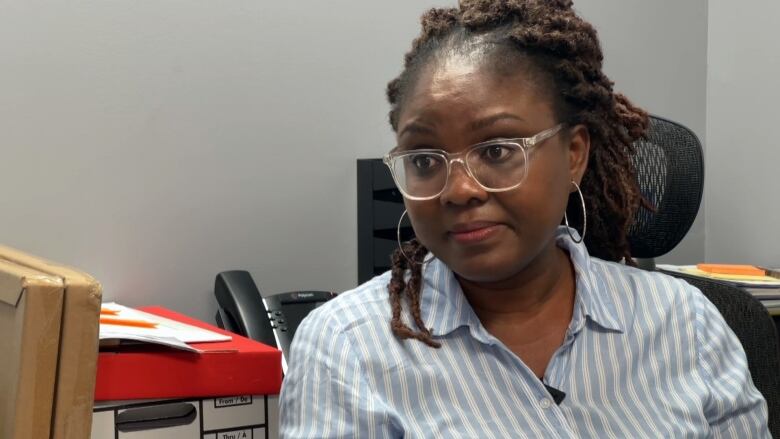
[539,398,552,409]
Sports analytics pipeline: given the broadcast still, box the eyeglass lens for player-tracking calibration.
[391,142,528,198]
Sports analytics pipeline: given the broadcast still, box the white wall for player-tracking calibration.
[0,1,709,322]
[705,1,780,265]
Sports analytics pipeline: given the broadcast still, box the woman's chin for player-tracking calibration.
[448,258,523,284]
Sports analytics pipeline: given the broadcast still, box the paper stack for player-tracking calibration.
[657,264,780,315]
[99,302,232,353]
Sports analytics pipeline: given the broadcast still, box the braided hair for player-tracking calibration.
[386,0,650,347]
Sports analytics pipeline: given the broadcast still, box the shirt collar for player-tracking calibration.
[418,226,624,340]
[418,257,484,339]
[556,226,625,333]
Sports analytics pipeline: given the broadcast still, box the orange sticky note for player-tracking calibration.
[697,264,765,276]
[100,317,158,329]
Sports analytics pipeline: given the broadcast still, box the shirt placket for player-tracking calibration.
[477,325,578,438]
[544,301,585,396]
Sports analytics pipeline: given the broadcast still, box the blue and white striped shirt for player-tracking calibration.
[280,227,769,438]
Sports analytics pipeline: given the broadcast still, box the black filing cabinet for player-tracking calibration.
[357,159,413,285]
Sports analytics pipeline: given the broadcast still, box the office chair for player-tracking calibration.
[627,115,704,269]
[623,115,780,435]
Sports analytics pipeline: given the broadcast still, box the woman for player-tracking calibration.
[280,1,769,437]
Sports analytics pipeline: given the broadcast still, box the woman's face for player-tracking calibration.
[395,60,589,283]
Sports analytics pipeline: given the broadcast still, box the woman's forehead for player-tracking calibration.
[398,61,552,127]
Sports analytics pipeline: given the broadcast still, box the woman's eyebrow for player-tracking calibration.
[398,121,436,138]
[399,113,524,137]
[470,112,524,131]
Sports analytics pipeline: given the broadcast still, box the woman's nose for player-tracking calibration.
[438,160,489,206]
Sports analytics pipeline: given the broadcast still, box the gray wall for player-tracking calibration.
[0,1,708,322]
[576,0,708,264]
[705,1,780,265]
[0,0,446,321]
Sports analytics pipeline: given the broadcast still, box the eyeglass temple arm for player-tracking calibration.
[527,123,564,146]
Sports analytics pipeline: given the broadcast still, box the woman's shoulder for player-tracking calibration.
[591,257,702,295]
[293,271,394,341]
[587,257,710,323]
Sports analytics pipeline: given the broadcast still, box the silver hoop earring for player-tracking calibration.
[397,209,433,266]
[564,180,587,244]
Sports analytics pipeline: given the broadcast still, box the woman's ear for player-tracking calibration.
[567,124,590,186]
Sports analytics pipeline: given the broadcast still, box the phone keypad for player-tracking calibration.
[267,310,288,333]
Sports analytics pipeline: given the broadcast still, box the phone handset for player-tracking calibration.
[214,270,277,348]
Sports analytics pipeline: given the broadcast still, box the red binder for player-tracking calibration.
[94,306,283,401]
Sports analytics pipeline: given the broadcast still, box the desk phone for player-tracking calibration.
[214,270,336,373]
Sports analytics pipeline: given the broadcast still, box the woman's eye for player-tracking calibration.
[411,154,440,170]
[482,144,513,161]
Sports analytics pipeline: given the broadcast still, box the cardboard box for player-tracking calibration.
[0,260,65,439]
[0,245,102,439]
[91,395,279,439]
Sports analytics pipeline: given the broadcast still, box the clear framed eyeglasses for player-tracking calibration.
[383,123,564,200]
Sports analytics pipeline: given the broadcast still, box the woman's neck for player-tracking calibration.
[457,243,576,324]
[457,243,576,377]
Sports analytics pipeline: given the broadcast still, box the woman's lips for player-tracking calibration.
[448,222,503,244]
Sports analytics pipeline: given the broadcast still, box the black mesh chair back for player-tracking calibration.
[669,274,780,436]
[627,115,704,259]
